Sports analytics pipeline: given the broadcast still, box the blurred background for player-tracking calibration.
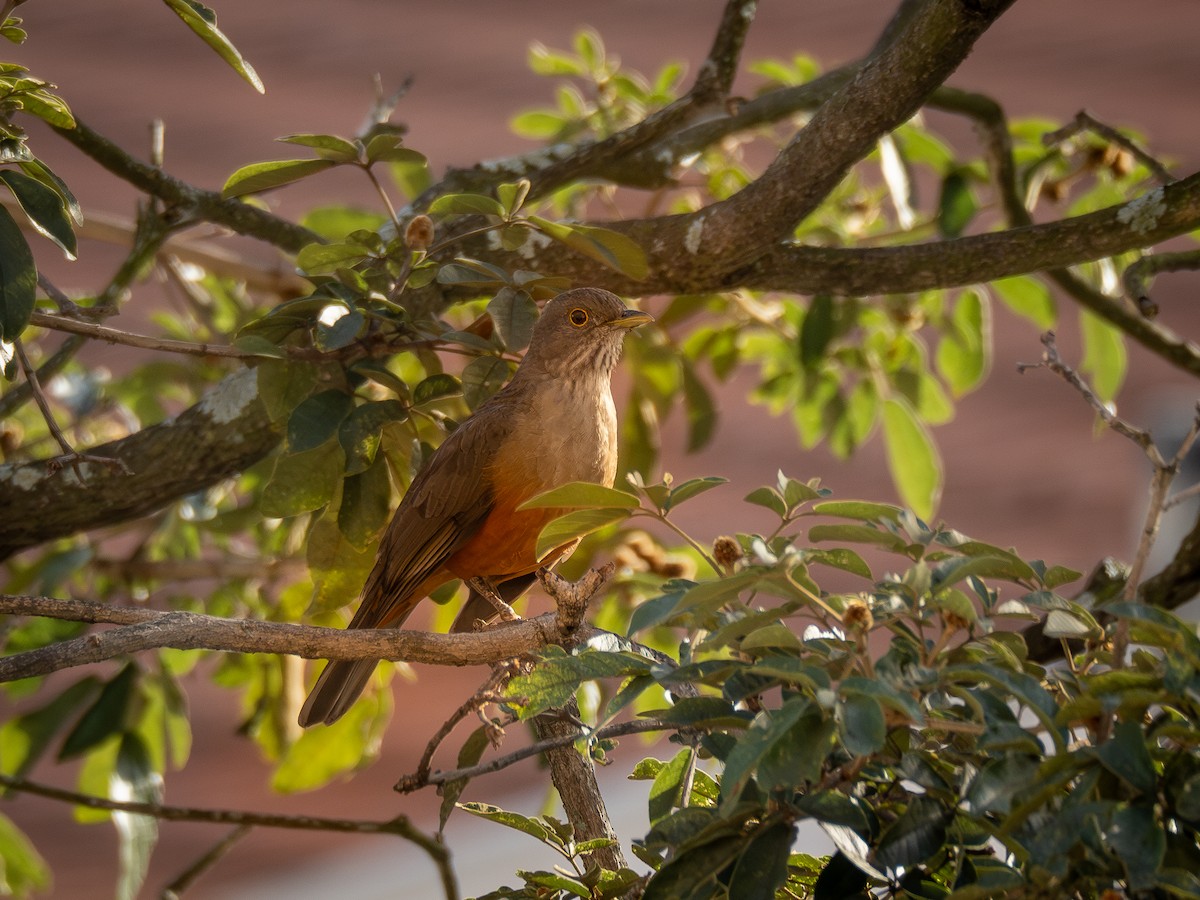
[5,1,1200,896]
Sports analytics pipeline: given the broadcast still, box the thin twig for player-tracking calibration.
[0,774,459,900]
[1165,480,1200,512]
[400,668,512,792]
[162,825,251,899]
[1043,110,1175,185]
[11,338,129,478]
[1123,248,1200,317]
[421,718,679,787]
[1018,334,1200,665]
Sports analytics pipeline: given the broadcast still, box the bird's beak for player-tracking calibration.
[610,308,654,329]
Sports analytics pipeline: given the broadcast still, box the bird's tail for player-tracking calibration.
[297,657,379,727]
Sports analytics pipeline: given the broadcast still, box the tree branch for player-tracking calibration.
[0,368,279,560]
[0,774,459,900]
[0,593,598,682]
[51,118,320,254]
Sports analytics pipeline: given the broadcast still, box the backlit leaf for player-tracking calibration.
[162,0,264,92]
[881,397,942,520]
[535,507,632,560]
[222,158,336,198]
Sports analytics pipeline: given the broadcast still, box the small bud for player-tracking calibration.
[712,535,742,571]
[1040,179,1068,204]
[1109,148,1135,178]
[942,610,971,633]
[842,599,874,633]
[404,214,434,250]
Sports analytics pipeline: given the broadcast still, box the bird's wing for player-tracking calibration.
[346,405,515,630]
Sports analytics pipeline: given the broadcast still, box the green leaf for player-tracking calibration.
[525,871,590,898]
[936,289,990,396]
[0,677,101,778]
[0,813,50,897]
[669,475,727,509]
[273,694,388,792]
[0,205,36,341]
[458,802,549,842]
[277,132,359,162]
[286,390,355,453]
[1079,309,1127,403]
[642,836,746,900]
[881,397,942,520]
[681,360,718,452]
[519,482,640,511]
[497,180,531,216]
[837,693,887,756]
[528,216,648,280]
[937,169,977,238]
[964,754,1039,815]
[812,500,903,522]
[536,507,632,560]
[412,373,462,405]
[745,486,787,517]
[799,295,835,367]
[15,90,75,129]
[804,548,872,580]
[339,399,408,475]
[112,733,162,900]
[363,134,425,165]
[439,726,491,832]
[58,664,137,760]
[487,287,538,351]
[17,158,82,225]
[221,158,336,198]
[729,821,794,900]
[161,0,264,92]
[0,169,76,258]
[1095,720,1158,795]
[338,454,392,548]
[870,795,952,875]
[461,355,511,410]
[720,699,816,811]
[428,193,505,217]
[260,441,344,517]
[1106,803,1165,891]
[992,275,1055,330]
[649,748,693,824]
[295,240,372,274]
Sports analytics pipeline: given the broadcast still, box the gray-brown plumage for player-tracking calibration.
[298,288,651,726]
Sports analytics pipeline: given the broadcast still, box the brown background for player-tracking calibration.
[5,1,1200,896]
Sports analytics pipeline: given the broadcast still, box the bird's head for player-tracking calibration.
[521,287,653,377]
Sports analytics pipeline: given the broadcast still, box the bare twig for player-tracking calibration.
[0,774,459,900]
[421,718,679,788]
[1043,110,1175,185]
[1123,248,1200,317]
[162,825,251,899]
[399,667,514,793]
[1019,335,1200,664]
[11,338,130,479]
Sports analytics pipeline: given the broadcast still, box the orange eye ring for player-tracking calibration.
[569,308,589,327]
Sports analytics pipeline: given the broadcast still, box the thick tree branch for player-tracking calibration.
[652,0,1015,279]
[0,594,595,682]
[0,369,279,560]
[51,118,320,253]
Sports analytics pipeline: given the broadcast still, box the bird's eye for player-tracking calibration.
[569,308,589,327]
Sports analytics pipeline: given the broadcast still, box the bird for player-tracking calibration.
[298,287,652,726]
